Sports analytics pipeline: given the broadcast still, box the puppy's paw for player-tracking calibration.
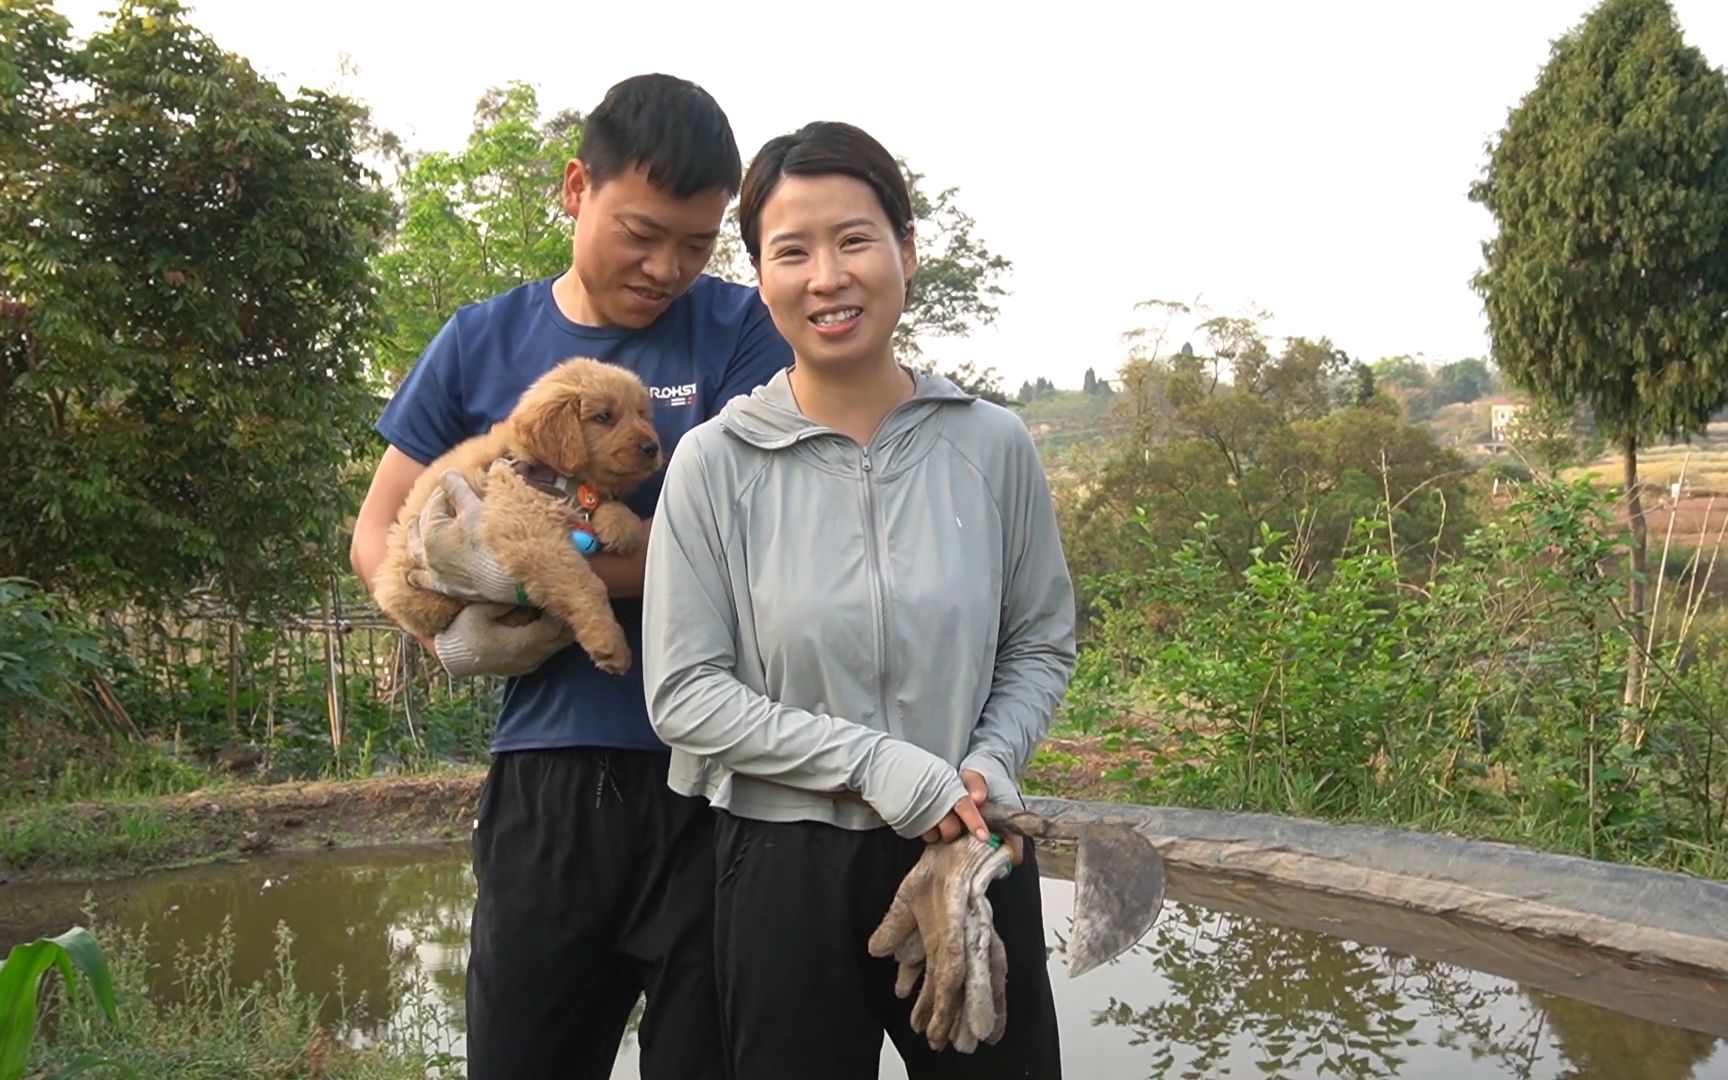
[588,635,632,676]
[589,502,645,555]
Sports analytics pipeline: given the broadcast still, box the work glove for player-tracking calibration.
[868,836,1012,1052]
[953,864,1010,1053]
[406,470,522,605]
[433,602,573,678]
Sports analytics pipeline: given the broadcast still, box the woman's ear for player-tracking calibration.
[900,223,918,282]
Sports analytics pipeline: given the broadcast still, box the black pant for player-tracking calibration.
[713,811,1063,1080]
[466,748,724,1080]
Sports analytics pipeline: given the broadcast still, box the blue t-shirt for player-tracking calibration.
[376,274,791,753]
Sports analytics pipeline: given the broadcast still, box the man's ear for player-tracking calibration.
[562,159,588,220]
[900,224,918,285]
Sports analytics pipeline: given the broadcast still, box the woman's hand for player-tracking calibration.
[922,769,1025,865]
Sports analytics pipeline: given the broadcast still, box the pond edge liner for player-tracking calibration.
[1024,796,1728,977]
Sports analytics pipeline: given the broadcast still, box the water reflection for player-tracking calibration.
[1063,902,1726,1080]
[4,845,1725,1079]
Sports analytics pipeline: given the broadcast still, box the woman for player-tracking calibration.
[641,120,1074,1079]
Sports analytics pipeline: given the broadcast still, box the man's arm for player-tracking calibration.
[350,446,437,652]
[350,445,427,590]
[586,520,650,599]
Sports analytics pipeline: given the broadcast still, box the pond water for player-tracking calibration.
[5,843,1728,1079]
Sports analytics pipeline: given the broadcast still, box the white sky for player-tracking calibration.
[56,0,1728,391]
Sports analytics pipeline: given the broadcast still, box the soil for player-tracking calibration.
[0,729,1150,889]
[0,772,487,887]
[1022,712,1166,802]
[1024,735,1135,799]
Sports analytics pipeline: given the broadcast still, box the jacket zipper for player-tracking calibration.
[859,445,896,736]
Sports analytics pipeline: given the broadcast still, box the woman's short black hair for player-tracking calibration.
[737,121,913,262]
[578,73,742,199]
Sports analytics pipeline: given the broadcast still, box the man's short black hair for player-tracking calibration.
[578,73,742,199]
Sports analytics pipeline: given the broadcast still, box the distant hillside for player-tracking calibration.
[1019,390,1118,453]
[1563,422,1728,493]
[1424,400,1495,450]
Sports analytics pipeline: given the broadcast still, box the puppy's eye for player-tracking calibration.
[593,410,614,425]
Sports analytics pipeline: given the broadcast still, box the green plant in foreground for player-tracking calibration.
[0,926,134,1080]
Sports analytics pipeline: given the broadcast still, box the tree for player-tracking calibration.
[1507,399,1604,473]
[1015,377,1057,404]
[894,164,1011,360]
[1469,0,1728,709]
[1083,367,1098,395]
[1240,337,1355,422]
[1060,305,1475,608]
[1431,358,1496,406]
[372,82,584,384]
[1351,362,1377,406]
[0,0,392,611]
[1371,357,1430,392]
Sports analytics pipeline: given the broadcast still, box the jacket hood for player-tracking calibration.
[717,365,975,450]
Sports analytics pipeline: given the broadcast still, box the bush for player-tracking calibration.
[0,577,107,728]
[1077,476,1728,871]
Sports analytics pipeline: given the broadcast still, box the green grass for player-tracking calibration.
[1561,421,1728,492]
[1,718,217,813]
[0,804,205,876]
[30,918,458,1080]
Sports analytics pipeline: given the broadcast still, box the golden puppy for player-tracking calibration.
[373,357,662,674]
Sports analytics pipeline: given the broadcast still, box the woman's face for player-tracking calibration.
[753,173,916,372]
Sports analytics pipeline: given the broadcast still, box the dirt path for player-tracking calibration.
[0,772,487,887]
[0,742,1141,889]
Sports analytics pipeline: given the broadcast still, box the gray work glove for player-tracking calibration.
[952,865,1010,1052]
[406,470,521,604]
[433,602,573,678]
[868,836,1012,1052]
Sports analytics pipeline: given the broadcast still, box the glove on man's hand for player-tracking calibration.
[406,469,521,605]
[433,602,573,678]
[868,836,1012,1052]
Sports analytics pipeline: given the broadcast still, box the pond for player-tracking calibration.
[4,843,1727,1079]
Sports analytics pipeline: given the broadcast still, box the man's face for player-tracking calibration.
[564,161,729,329]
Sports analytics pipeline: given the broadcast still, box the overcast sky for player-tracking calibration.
[55,0,1728,391]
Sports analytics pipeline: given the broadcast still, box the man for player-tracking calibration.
[348,73,790,1080]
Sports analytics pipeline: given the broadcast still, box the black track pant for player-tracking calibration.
[713,810,1063,1080]
[465,748,724,1080]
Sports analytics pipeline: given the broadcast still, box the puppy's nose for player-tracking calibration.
[640,440,661,459]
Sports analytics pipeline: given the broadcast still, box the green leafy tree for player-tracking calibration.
[1351,361,1377,406]
[894,164,1011,362]
[1431,357,1496,406]
[1371,356,1436,420]
[1371,356,1430,391]
[0,0,392,612]
[373,82,583,384]
[1468,0,1728,708]
[1507,399,1604,472]
[1060,323,1474,608]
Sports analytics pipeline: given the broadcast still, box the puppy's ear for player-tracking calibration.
[512,386,589,477]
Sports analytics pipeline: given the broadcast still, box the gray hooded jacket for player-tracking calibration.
[640,367,1076,840]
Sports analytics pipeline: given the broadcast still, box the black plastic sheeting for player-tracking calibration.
[1025,796,1728,977]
